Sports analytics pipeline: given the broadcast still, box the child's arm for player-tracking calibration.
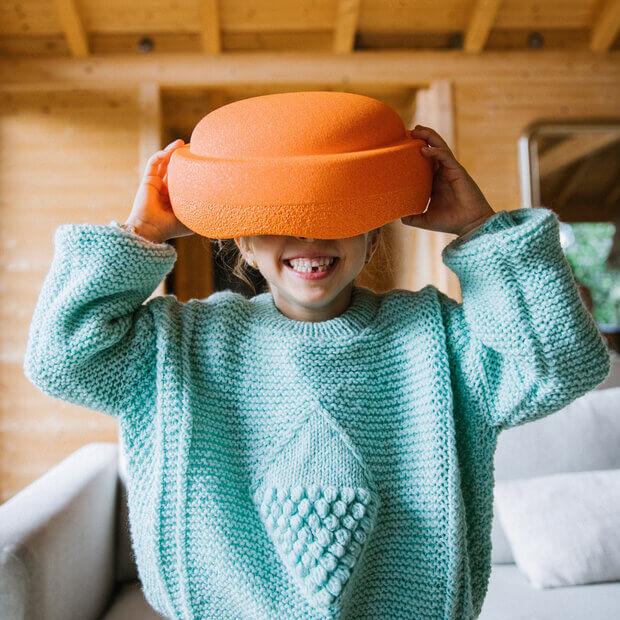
[22,222,178,421]
[436,206,611,434]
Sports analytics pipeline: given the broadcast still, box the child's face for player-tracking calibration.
[234,229,381,321]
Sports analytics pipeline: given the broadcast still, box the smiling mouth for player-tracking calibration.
[282,257,339,273]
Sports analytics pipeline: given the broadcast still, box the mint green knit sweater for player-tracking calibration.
[23,207,611,620]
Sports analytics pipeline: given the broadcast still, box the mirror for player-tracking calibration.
[518,119,620,353]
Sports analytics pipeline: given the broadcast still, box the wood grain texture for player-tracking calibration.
[1,48,618,504]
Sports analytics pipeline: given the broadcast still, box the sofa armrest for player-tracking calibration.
[0,442,120,620]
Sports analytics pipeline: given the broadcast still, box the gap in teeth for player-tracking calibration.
[287,257,336,272]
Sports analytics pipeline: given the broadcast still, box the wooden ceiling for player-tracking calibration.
[535,126,620,223]
[0,0,619,58]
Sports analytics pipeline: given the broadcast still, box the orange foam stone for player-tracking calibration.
[167,91,432,240]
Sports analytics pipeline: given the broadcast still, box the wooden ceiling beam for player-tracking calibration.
[553,160,591,209]
[590,0,620,52]
[52,0,89,58]
[463,0,502,53]
[538,132,620,178]
[200,0,222,54]
[0,50,618,90]
[333,0,361,54]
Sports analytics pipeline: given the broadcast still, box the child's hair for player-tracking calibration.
[201,226,391,295]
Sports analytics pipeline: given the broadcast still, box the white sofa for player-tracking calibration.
[0,440,164,620]
[2,354,619,620]
[479,352,620,619]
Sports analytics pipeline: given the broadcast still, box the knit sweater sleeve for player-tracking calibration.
[22,222,178,421]
[437,207,611,434]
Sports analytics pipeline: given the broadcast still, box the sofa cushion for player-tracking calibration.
[478,563,620,619]
[0,443,119,620]
[495,468,620,588]
[491,385,620,564]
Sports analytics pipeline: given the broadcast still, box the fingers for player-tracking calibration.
[401,211,432,231]
[156,139,184,177]
[410,127,460,172]
[409,125,453,152]
[143,175,163,191]
[420,144,461,172]
[142,139,184,179]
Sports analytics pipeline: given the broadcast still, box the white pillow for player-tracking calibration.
[494,468,620,589]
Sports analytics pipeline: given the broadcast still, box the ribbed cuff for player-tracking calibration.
[54,223,177,288]
[441,208,559,266]
[446,210,514,250]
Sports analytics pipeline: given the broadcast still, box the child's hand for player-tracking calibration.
[401,125,495,236]
[126,139,195,243]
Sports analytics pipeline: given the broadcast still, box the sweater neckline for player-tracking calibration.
[251,285,379,339]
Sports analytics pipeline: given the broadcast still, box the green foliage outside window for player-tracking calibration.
[562,222,619,328]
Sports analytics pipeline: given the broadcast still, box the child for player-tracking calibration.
[23,126,611,620]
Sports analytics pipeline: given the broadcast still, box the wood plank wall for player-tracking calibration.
[0,88,144,499]
[1,56,619,503]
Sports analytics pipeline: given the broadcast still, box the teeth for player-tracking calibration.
[287,257,336,272]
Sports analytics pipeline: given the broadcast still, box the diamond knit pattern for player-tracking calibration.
[254,484,378,610]
[250,402,380,612]
[22,208,611,620]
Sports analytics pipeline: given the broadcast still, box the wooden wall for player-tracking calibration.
[0,88,144,499]
[1,51,619,502]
